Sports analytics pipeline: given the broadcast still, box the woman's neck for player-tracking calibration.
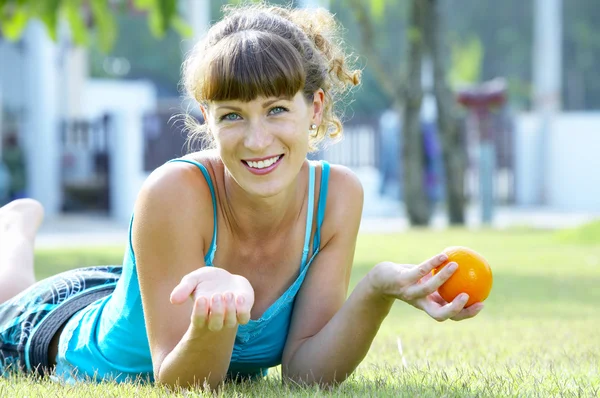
[222,163,308,241]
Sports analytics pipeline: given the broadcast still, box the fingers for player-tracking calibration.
[407,261,458,298]
[191,292,252,331]
[426,293,470,322]
[406,253,449,284]
[235,295,251,325]
[451,302,485,321]
[207,294,225,331]
[223,292,238,329]
[170,273,200,305]
[191,296,209,328]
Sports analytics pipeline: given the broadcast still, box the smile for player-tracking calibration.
[241,155,284,175]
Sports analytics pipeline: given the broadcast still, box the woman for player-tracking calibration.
[0,3,483,389]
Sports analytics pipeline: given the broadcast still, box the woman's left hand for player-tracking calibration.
[367,254,484,322]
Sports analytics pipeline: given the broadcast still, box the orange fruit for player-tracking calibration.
[432,246,493,307]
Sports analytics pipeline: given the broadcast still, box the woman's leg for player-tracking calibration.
[0,199,44,304]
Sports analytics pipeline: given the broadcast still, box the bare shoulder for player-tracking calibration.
[139,151,220,209]
[134,151,221,247]
[327,163,363,195]
[320,163,364,244]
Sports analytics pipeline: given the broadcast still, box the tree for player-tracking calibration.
[344,0,465,226]
[402,0,431,225]
[0,0,189,52]
[424,0,466,225]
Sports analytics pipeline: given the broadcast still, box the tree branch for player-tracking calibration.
[346,0,404,100]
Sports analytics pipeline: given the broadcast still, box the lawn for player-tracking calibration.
[1,226,599,397]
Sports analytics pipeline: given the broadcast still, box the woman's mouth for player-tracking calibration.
[241,155,284,175]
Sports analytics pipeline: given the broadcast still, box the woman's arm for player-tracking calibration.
[134,162,242,389]
[281,164,373,384]
[281,166,482,386]
[283,269,395,385]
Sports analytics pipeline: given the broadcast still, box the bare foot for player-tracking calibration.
[0,199,44,303]
[0,199,45,241]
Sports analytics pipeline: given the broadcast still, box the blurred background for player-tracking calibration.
[0,0,599,246]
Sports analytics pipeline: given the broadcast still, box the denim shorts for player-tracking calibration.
[0,266,121,377]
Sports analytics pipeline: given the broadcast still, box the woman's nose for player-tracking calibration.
[244,122,273,152]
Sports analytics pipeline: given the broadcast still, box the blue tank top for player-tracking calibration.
[55,159,331,382]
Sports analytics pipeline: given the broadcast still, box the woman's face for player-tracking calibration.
[205,90,323,198]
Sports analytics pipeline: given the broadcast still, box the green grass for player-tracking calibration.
[555,219,600,245]
[2,227,599,397]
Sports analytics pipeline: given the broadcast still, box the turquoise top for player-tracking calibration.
[55,159,331,382]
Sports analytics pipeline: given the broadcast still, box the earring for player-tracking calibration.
[310,124,317,130]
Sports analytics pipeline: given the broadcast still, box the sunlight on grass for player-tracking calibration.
[4,227,598,396]
[555,219,600,245]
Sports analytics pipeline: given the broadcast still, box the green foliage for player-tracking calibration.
[37,0,61,40]
[0,0,190,53]
[133,0,177,38]
[0,6,29,40]
[88,12,184,97]
[170,14,193,38]
[63,0,88,47]
[89,0,117,53]
[370,0,385,20]
[449,35,483,86]
[406,26,421,43]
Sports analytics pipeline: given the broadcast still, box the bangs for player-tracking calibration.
[198,31,306,102]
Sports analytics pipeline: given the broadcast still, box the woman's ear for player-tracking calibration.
[311,89,325,126]
[199,104,215,137]
[199,104,209,125]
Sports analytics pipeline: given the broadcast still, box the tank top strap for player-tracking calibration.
[300,163,316,267]
[167,159,218,265]
[312,160,330,254]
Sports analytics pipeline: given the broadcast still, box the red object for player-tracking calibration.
[457,78,507,108]
[457,78,508,141]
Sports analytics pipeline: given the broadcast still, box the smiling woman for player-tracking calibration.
[0,1,484,392]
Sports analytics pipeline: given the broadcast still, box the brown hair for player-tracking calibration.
[182,2,361,151]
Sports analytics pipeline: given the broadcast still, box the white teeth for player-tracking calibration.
[246,155,280,169]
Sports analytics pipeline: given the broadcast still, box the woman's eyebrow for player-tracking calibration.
[262,96,290,108]
[215,105,242,112]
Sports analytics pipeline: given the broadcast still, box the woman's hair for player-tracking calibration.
[181,2,361,151]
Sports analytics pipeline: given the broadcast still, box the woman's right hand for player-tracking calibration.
[170,267,255,332]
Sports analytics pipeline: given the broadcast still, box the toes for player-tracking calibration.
[0,199,45,239]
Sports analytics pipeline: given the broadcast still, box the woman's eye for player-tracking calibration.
[269,106,288,115]
[221,113,241,121]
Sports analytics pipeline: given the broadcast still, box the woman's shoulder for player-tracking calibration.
[323,162,364,203]
[137,150,222,214]
[145,149,220,188]
[318,162,364,240]
[132,151,219,252]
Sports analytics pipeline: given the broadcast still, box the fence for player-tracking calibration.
[60,114,111,212]
[315,117,381,169]
[143,108,206,172]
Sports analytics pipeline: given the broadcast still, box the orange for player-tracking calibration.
[432,246,493,307]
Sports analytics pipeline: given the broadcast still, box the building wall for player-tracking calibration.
[82,79,157,223]
[515,112,600,211]
[0,41,27,113]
